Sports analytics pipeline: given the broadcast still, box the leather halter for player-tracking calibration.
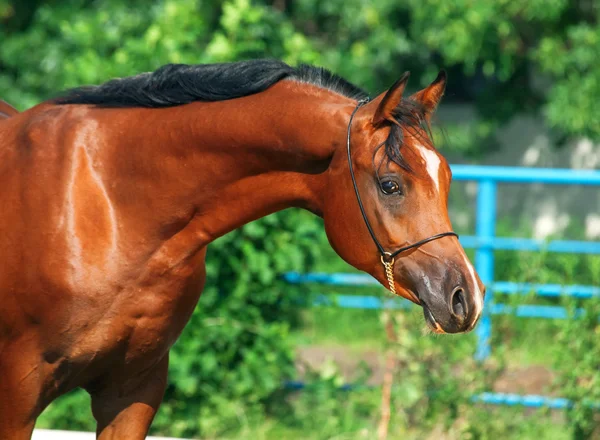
[346,98,458,294]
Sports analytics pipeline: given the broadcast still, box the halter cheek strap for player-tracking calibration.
[346,98,458,296]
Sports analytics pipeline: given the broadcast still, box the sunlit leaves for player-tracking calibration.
[535,23,600,139]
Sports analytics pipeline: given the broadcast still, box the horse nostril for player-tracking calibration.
[450,287,468,321]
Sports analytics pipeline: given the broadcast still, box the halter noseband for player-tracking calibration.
[346,98,458,297]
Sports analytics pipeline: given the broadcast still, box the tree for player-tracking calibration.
[1,0,598,144]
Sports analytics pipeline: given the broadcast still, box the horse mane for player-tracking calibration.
[54,59,368,107]
[54,59,428,171]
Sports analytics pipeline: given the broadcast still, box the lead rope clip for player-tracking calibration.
[381,253,396,295]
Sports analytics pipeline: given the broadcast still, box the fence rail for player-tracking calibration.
[285,164,600,408]
[453,165,600,360]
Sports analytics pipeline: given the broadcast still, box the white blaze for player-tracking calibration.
[463,253,484,318]
[416,144,484,323]
[416,144,440,193]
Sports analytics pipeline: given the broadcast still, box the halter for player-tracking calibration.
[346,98,458,297]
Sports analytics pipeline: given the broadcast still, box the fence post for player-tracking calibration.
[474,179,497,361]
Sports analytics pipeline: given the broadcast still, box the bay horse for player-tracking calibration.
[0,59,484,439]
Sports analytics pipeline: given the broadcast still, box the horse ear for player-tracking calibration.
[369,72,410,126]
[409,70,447,118]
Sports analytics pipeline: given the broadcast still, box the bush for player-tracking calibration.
[553,298,600,439]
[266,309,565,440]
[151,211,322,437]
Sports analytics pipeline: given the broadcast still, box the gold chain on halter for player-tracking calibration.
[381,254,396,295]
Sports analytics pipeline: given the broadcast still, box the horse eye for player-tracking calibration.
[380,180,400,195]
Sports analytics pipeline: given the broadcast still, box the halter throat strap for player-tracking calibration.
[345,99,458,267]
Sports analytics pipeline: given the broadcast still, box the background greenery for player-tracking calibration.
[1,1,599,439]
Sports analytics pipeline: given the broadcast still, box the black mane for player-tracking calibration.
[54,59,368,107]
[55,59,428,172]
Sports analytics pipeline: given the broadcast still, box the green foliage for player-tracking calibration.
[535,20,600,139]
[151,212,322,437]
[283,216,600,440]
[381,312,498,437]
[37,389,95,432]
[1,0,599,143]
[256,309,567,440]
[553,299,600,439]
[282,362,377,437]
[0,0,319,109]
[401,0,600,141]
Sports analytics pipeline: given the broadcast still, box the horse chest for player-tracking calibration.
[125,279,204,356]
[109,269,206,365]
[52,250,208,382]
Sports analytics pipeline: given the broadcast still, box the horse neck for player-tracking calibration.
[115,81,354,245]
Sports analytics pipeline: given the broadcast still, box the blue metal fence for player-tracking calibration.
[284,164,600,407]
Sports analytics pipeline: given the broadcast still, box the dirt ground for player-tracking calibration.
[295,345,555,395]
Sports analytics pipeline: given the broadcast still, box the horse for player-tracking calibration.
[0,59,484,439]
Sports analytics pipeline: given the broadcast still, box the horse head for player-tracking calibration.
[321,72,485,333]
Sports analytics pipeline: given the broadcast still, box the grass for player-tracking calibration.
[276,283,573,440]
[290,307,386,350]
[212,405,571,440]
[291,289,560,365]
